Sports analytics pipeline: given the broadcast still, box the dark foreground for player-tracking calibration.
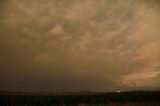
[0,91,160,106]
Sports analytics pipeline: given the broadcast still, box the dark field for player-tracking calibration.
[0,91,160,106]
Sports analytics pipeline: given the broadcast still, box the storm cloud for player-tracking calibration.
[0,0,160,92]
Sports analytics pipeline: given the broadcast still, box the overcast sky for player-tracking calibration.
[0,0,160,92]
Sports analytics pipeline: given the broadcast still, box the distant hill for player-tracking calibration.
[0,90,160,96]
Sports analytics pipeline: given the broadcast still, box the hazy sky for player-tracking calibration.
[0,0,160,92]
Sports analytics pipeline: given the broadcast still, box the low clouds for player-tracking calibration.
[0,0,160,91]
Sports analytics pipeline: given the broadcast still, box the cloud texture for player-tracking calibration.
[0,0,160,91]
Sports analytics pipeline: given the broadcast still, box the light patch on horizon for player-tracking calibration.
[120,69,160,87]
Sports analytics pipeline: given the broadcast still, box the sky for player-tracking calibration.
[0,0,160,92]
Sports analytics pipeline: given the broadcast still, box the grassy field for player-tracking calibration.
[0,91,160,106]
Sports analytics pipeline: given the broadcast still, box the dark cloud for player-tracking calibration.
[0,0,160,92]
